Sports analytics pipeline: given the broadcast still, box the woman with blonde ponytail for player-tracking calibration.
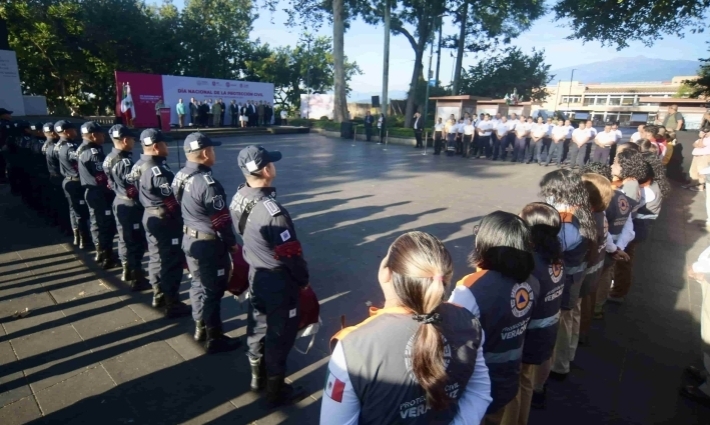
[320,231,491,424]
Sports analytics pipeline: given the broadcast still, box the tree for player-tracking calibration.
[685,56,710,98]
[458,47,552,101]
[551,0,709,49]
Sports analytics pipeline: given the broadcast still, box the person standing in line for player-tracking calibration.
[562,118,574,164]
[212,100,222,128]
[567,122,591,169]
[546,120,571,167]
[78,121,117,268]
[106,125,147,289]
[155,98,166,129]
[609,123,624,164]
[663,104,685,131]
[455,118,465,155]
[55,121,90,248]
[433,118,445,155]
[321,231,492,424]
[528,117,547,165]
[444,117,456,156]
[475,114,494,159]
[258,101,266,127]
[377,113,386,144]
[462,117,475,158]
[364,111,374,141]
[176,99,186,128]
[591,123,617,165]
[512,116,531,163]
[230,100,238,127]
[413,112,424,149]
[190,98,198,127]
[42,122,71,233]
[630,124,644,144]
[229,145,309,406]
[218,99,226,126]
[280,109,288,127]
[493,116,510,161]
[136,128,192,318]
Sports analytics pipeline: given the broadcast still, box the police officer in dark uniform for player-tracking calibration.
[29,122,49,216]
[135,128,190,317]
[77,121,117,268]
[0,108,12,184]
[15,121,35,205]
[174,132,241,353]
[56,120,90,248]
[229,145,309,406]
[4,120,25,197]
[42,122,70,233]
[106,125,147,289]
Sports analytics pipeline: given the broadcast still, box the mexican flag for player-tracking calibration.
[120,83,136,122]
[324,370,346,402]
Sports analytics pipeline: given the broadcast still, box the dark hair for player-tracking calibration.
[641,152,671,198]
[539,169,597,261]
[616,149,648,181]
[582,173,613,212]
[469,211,534,282]
[639,139,658,154]
[581,162,612,180]
[520,203,563,265]
[644,125,660,138]
[386,231,453,411]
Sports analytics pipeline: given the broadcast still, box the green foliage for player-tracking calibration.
[459,47,552,101]
[684,47,710,98]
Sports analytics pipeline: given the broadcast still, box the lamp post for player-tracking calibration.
[567,69,577,115]
[382,0,391,118]
[423,13,443,129]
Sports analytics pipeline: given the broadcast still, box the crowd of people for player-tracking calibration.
[171,98,277,129]
[0,102,709,424]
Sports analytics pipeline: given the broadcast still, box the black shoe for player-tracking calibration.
[680,385,710,407]
[152,291,165,308]
[249,356,266,392]
[129,269,150,291]
[686,365,708,383]
[531,386,546,409]
[204,327,241,354]
[549,371,568,381]
[101,250,117,270]
[79,233,88,249]
[265,375,307,408]
[194,320,206,342]
[72,229,80,246]
[163,297,191,319]
[121,264,132,282]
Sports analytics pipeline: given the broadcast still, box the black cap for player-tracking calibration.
[184,132,222,153]
[14,120,30,130]
[42,122,55,133]
[139,128,167,146]
[109,124,137,140]
[54,120,75,133]
[30,122,43,131]
[0,108,12,116]
[238,145,282,175]
[80,121,102,135]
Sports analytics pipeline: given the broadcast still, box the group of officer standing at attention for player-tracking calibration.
[0,104,688,423]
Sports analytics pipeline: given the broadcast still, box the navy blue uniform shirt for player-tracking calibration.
[136,154,180,215]
[106,149,139,200]
[43,138,61,176]
[77,141,109,189]
[57,137,80,178]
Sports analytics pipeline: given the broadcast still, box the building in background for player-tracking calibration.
[542,76,705,127]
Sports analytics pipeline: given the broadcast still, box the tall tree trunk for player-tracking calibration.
[452,0,468,95]
[404,37,426,127]
[332,0,347,123]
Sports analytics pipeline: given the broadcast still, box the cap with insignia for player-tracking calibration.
[184,132,222,153]
[0,108,12,116]
[54,120,75,133]
[139,128,167,146]
[109,124,137,140]
[237,145,282,175]
[42,122,55,133]
[14,120,30,130]
[80,121,102,135]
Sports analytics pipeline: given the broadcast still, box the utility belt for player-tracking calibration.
[183,226,217,240]
[114,193,132,201]
[144,205,168,217]
[64,176,80,182]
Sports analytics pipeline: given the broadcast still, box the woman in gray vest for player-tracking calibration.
[450,212,539,425]
[321,231,492,424]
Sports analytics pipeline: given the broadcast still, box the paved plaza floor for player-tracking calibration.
[1,132,709,424]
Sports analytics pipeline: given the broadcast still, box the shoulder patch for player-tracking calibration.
[122,158,131,166]
[151,166,162,177]
[203,174,215,185]
[160,183,172,196]
[90,148,98,154]
[263,199,281,216]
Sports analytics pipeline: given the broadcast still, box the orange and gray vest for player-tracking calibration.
[458,270,539,413]
[524,254,565,365]
[332,303,482,425]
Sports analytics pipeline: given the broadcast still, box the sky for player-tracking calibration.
[159,1,709,100]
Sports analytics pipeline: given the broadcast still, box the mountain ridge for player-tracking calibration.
[549,56,699,84]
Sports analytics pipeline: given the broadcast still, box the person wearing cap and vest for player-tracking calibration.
[229,145,309,407]
[0,107,12,183]
[42,122,70,233]
[134,128,191,318]
[449,211,539,425]
[77,122,117,269]
[55,120,91,248]
[105,124,147,289]
[173,132,242,354]
[321,231,492,424]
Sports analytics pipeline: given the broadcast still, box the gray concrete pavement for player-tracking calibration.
[0,132,708,424]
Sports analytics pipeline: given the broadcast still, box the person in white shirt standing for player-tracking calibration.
[512,117,531,163]
[591,123,617,164]
[567,122,591,168]
[475,114,494,159]
[493,116,510,161]
[463,118,476,158]
[455,118,465,155]
[609,123,625,165]
[445,118,457,156]
[433,118,445,155]
[546,119,572,167]
[527,117,547,165]
[630,124,644,144]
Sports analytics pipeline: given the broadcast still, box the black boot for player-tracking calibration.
[130,269,150,292]
[152,289,165,308]
[265,375,307,408]
[101,249,116,270]
[163,295,191,319]
[204,327,241,354]
[72,229,80,246]
[79,233,88,249]
[194,320,206,342]
[121,264,132,282]
[94,249,105,263]
[249,356,266,392]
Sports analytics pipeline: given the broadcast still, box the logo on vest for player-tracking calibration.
[618,195,630,215]
[548,263,563,284]
[510,282,533,318]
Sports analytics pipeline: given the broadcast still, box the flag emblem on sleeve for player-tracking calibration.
[324,371,346,403]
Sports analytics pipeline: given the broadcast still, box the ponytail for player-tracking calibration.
[386,231,453,411]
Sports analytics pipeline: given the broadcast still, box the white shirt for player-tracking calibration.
[476,120,494,136]
[552,125,570,140]
[280,110,287,119]
[596,131,616,147]
[447,121,457,134]
[614,129,623,143]
[456,123,465,133]
[507,120,518,131]
[516,123,531,136]
[435,122,445,131]
[320,333,492,425]
[413,116,420,129]
[630,132,642,144]
[464,124,476,135]
[491,118,500,127]
[572,128,591,144]
[531,123,548,138]
[587,127,598,137]
[495,122,509,136]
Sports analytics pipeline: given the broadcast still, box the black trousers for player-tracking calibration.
[434,131,443,154]
[491,134,503,160]
[512,136,528,162]
[463,134,473,158]
[85,187,116,251]
[415,129,423,147]
[365,125,373,141]
[114,197,145,269]
[184,237,231,329]
[143,210,185,298]
[62,178,89,234]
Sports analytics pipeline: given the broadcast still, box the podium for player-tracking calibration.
[159,107,171,132]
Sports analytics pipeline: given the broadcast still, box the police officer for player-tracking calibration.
[77,122,117,268]
[135,128,190,317]
[106,125,147,289]
[29,122,49,216]
[16,121,36,205]
[0,108,11,183]
[56,120,90,248]
[4,120,26,197]
[174,132,241,353]
[42,122,70,233]
[229,145,309,406]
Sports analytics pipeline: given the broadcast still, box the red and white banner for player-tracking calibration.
[115,71,274,128]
